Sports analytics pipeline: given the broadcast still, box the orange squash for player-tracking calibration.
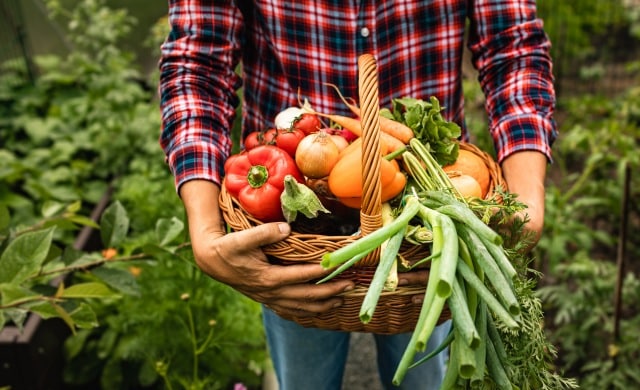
[328,147,405,208]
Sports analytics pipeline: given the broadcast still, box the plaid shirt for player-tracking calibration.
[159,0,557,190]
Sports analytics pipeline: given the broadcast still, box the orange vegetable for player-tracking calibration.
[302,103,408,154]
[325,82,415,144]
[443,149,491,197]
[328,147,406,208]
[447,172,483,199]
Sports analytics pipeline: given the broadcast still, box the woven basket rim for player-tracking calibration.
[219,140,505,258]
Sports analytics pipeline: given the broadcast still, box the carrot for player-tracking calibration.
[301,101,406,158]
[338,134,405,161]
[324,83,415,144]
[381,132,407,156]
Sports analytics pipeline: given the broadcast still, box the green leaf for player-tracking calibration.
[52,302,76,333]
[3,308,28,330]
[29,301,59,319]
[91,266,140,296]
[69,303,99,329]
[66,200,83,214]
[0,283,42,306]
[67,215,100,229]
[65,329,92,359]
[156,217,184,246]
[0,204,10,231]
[0,227,55,284]
[100,201,129,247]
[42,200,66,218]
[142,243,177,258]
[59,282,117,299]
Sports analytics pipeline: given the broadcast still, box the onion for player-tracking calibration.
[447,171,483,199]
[295,130,340,179]
[329,134,349,152]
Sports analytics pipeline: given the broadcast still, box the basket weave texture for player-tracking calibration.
[219,54,506,334]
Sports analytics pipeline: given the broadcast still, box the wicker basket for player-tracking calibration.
[219,54,506,334]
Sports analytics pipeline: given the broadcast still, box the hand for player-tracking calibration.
[180,180,355,318]
[500,150,548,250]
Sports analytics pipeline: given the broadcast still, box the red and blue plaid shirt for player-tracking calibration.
[159,0,557,190]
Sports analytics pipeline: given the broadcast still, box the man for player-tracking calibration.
[159,1,555,388]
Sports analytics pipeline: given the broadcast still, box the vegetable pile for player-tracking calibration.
[222,93,575,389]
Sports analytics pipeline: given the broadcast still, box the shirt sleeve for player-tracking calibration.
[158,0,244,191]
[468,0,557,163]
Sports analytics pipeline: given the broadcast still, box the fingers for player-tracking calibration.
[226,222,291,248]
[398,269,429,286]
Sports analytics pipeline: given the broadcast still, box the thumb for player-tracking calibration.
[231,222,291,248]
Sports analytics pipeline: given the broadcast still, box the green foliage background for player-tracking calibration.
[1,0,639,389]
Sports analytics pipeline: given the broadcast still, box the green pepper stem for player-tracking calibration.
[247,165,269,188]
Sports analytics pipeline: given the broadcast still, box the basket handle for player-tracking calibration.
[358,54,383,266]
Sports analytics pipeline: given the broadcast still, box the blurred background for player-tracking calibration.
[1,1,639,389]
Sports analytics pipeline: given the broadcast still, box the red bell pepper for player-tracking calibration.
[224,145,305,222]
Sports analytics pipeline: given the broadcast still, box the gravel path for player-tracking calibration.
[342,332,384,390]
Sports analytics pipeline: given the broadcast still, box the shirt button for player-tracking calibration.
[360,27,370,38]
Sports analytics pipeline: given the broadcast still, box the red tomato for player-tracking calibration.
[274,128,305,157]
[263,128,278,144]
[243,131,263,151]
[243,129,277,151]
[293,113,322,135]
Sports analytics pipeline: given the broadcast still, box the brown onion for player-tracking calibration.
[295,130,340,179]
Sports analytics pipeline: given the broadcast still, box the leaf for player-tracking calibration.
[66,200,82,214]
[29,301,59,319]
[52,302,76,333]
[100,201,129,248]
[0,283,42,306]
[67,215,100,229]
[41,200,66,218]
[91,266,140,296]
[0,227,55,284]
[69,303,99,329]
[0,204,10,231]
[156,217,184,246]
[142,243,176,258]
[65,328,93,360]
[59,282,118,299]
[3,308,28,330]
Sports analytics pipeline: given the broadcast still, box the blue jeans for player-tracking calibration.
[263,307,451,390]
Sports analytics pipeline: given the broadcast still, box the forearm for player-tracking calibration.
[180,180,226,238]
[500,150,547,245]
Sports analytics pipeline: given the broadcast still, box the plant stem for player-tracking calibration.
[186,303,199,383]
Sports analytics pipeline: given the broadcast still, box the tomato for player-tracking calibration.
[293,113,322,135]
[274,128,305,157]
[243,129,277,151]
[243,131,263,151]
[263,128,278,144]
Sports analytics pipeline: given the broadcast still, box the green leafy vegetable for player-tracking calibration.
[381,96,461,165]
